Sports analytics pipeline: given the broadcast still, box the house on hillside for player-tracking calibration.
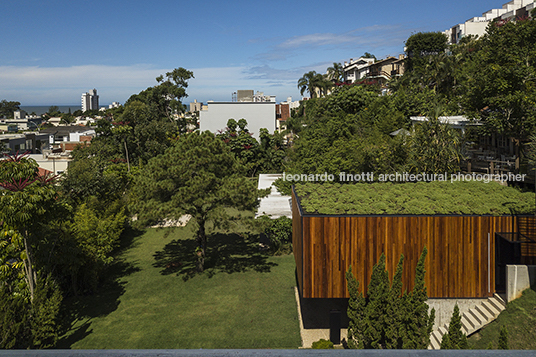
[292,181,536,301]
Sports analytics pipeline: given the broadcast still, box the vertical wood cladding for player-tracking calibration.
[292,190,518,299]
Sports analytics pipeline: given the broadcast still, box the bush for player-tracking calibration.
[312,339,334,349]
[256,216,293,254]
[0,274,62,349]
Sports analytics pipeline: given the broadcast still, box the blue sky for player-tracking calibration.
[1,0,504,106]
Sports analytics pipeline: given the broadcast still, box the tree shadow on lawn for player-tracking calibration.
[56,228,144,348]
[153,232,277,280]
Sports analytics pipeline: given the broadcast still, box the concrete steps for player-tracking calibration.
[428,295,506,349]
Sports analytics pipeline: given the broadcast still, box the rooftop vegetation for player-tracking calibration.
[294,181,535,215]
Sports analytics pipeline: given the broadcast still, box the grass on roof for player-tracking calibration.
[294,181,535,215]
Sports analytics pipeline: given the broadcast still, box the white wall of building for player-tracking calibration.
[199,102,276,139]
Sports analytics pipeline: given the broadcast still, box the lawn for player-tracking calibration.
[58,222,301,349]
[469,288,536,349]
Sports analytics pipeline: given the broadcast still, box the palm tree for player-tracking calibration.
[327,62,344,84]
[316,73,333,97]
[297,71,319,98]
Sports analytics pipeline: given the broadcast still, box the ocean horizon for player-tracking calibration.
[20,105,83,116]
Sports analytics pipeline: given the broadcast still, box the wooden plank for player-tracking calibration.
[295,213,518,299]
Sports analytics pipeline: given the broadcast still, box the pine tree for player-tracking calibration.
[346,265,366,349]
[441,304,468,349]
[498,325,508,350]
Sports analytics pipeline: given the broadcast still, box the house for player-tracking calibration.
[291,181,536,300]
[366,55,405,86]
[0,132,50,154]
[39,126,95,152]
[343,57,375,84]
[342,55,405,87]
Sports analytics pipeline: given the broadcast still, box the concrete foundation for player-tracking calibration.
[506,265,536,302]
[427,299,485,328]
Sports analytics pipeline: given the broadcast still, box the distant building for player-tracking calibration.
[444,0,536,44]
[342,55,405,86]
[199,102,276,139]
[343,57,375,84]
[13,110,27,119]
[233,90,276,103]
[81,89,99,112]
[276,103,290,133]
[190,99,203,112]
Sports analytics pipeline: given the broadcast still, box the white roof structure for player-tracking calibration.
[255,174,292,219]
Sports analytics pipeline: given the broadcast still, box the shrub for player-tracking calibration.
[312,339,334,349]
[256,216,293,254]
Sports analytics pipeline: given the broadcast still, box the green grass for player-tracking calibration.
[469,288,536,349]
[58,223,301,349]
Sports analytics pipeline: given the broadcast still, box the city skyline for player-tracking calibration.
[1,0,509,105]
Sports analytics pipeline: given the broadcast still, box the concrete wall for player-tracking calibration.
[199,102,275,139]
[427,299,485,328]
[506,265,536,302]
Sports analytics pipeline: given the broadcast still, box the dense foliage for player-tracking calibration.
[131,131,264,271]
[216,119,285,176]
[295,181,535,215]
[255,215,293,254]
[346,248,434,349]
[440,304,468,349]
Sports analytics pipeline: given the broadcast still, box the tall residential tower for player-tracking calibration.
[81,89,99,112]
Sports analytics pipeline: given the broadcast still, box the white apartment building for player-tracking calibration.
[81,89,99,112]
[199,102,276,139]
[444,0,536,44]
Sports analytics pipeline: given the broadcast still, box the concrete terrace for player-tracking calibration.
[256,174,292,218]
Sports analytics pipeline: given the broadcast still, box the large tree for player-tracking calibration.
[0,100,21,119]
[404,32,448,72]
[461,12,536,160]
[0,154,57,301]
[131,131,263,271]
[125,67,194,132]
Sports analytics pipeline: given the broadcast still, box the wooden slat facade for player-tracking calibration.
[292,190,519,299]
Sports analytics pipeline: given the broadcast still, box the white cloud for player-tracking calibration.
[0,64,304,105]
[254,25,409,62]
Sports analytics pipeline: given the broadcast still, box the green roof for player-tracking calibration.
[294,181,535,216]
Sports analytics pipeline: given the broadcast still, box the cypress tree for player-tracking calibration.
[440,333,452,349]
[441,304,468,349]
[345,248,433,350]
[365,253,390,349]
[498,325,508,350]
[346,265,366,349]
[402,246,435,349]
[385,255,405,349]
